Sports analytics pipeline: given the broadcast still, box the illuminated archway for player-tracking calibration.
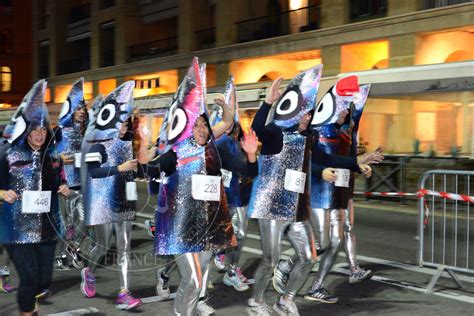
[258,71,282,82]
[445,50,474,63]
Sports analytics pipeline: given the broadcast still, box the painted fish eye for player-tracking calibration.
[9,115,27,142]
[167,106,187,143]
[96,103,117,128]
[273,88,303,121]
[58,99,70,120]
[311,92,336,127]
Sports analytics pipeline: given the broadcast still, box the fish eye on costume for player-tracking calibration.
[96,103,117,128]
[57,99,70,120]
[167,106,187,143]
[274,88,303,120]
[311,92,336,127]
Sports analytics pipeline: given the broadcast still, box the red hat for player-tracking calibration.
[336,76,359,96]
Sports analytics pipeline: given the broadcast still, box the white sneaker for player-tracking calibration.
[223,271,249,291]
[273,297,299,316]
[247,298,271,316]
[197,300,215,315]
[156,267,171,298]
[349,268,372,284]
[214,254,225,271]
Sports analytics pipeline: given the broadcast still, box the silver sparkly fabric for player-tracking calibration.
[154,57,236,255]
[0,145,65,244]
[83,139,135,226]
[247,131,309,221]
[56,127,82,187]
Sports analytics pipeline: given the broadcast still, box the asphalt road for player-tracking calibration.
[0,186,473,315]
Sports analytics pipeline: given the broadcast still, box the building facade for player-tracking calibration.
[0,0,32,109]
[26,0,474,156]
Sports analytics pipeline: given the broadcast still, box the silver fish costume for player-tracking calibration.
[247,64,322,221]
[154,57,236,256]
[305,76,372,300]
[56,78,86,188]
[82,82,135,226]
[209,76,244,208]
[310,76,369,210]
[0,80,65,244]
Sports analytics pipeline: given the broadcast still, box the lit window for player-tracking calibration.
[0,66,12,92]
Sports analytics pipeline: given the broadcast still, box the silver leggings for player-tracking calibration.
[87,221,133,290]
[252,219,316,301]
[309,206,358,290]
[228,206,248,269]
[174,251,212,316]
[58,191,87,253]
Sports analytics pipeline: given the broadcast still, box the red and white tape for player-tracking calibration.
[354,190,474,203]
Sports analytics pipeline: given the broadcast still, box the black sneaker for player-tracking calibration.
[55,255,70,271]
[66,246,85,270]
[272,259,290,295]
[304,288,339,304]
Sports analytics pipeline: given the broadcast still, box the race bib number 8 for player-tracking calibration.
[284,169,306,194]
[192,175,221,201]
[220,169,232,188]
[335,168,350,187]
[22,191,52,214]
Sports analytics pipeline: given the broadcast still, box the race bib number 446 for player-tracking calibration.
[284,169,306,194]
[22,191,52,214]
[192,175,221,201]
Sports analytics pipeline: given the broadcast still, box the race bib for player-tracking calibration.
[220,169,232,188]
[192,175,221,201]
[335,168,350,187]
[74,153,82,168]
[22,191,51,214]
[284,169,306,194]
[126,181,138,201]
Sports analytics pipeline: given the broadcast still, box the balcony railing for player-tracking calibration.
[350,0,387,23]
[195,27,216,50]
[423,0,473,9]
[69,4,91,24]
[128,36,177,62]
[237,5,320,43]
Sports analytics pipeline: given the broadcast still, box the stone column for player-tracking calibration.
[389,35,416,68]
[320,0,348,28]
[321,45,341,76]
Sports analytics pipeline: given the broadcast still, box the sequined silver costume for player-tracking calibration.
[0,80,65,244]
[247,65,322,306]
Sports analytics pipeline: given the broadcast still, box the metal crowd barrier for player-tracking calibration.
[418,169,474,293]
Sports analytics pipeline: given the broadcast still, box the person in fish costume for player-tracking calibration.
[246,65,323,316]
[0,91,32,294]
[79,81,143,310]
[138,57,243,316]
[208,76,256,291]
[0,80,70,315]
[304,77,378,302]
[270,78,383,300]
[54,78,88,271]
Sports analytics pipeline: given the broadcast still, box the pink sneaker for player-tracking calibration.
[80,267,96,298]
[0,275,13,293]
[115,290,143,310]
[236,267,250,284]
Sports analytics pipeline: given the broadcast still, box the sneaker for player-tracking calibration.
[236,267,250,284]
[66,246,85,270]
[223,271,249,291]
[247,298,271,316]
[145,220,156,238]
[273,296,299,316]
[349,268,372,284]
[156,267,170,298]
[197,299,215,315]
[55,254,70,271]
[115,290,143,310]
[0,275,13,293]
[214,254,225,271]
[304,287,338,304]
[273,259,290,295]
[35,289,52,300]
[66,226,75,240]
[80,267,96,298]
